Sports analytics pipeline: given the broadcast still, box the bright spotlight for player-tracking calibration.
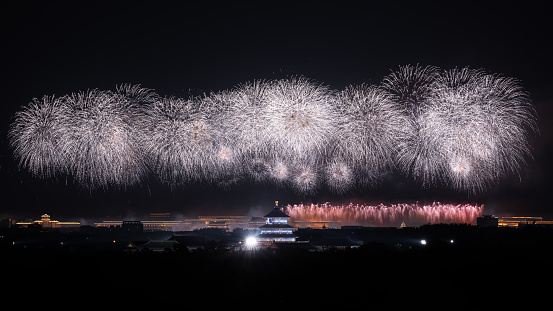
[245,236,258,248]
[420,239,427,245]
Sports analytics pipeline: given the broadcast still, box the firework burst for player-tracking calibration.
[292,162,318,194]
[324,158,354,193]
[143,96,216,185]
[60,89,147,188]
[9,68,538,194]
[396,67,538,192]
[9,95,68,178]
[334,84,411,187]
[381,64,439,114]
[263,77,339,162]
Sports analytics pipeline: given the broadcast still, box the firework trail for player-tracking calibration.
[8,67,538,194]
[283,202,484,227]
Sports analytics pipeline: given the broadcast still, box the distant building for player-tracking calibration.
[476,215,553,228]
[148,213,174,220]
[16,214,80,229]
[122,221,143,232]
[292,220,340,229]
[248,216,266,230]
[257,201,297,247]
[498,216,553,228]
[182,216,253,231]
[477,215,499,228]
[95,219,183,231]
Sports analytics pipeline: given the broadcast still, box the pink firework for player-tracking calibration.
[283,202,483,227]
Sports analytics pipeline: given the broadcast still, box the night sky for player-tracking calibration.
[1,2,552,219]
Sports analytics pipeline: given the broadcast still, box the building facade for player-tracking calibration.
[16,214,80,229]
[257,201,297,247]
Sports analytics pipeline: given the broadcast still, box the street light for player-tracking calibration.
[245,236,258,249]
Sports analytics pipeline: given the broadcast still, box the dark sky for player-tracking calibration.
[1,2,552,219]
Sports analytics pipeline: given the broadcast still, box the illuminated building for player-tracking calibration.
[198,216,251,231]
[477,215,553,228]
[292,220,340,229]
[95,215,262,232]
[257,201,297,246]
[16,214,80,229]
[248,217,266,230]
[149,213,173,220]
[95,220,183,231]
[180,216,256,231]
[498,217,553,228]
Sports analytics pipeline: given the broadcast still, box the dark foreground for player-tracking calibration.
[2,226,552,308]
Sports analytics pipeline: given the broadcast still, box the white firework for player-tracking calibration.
[381,64,439,114]
[61,89,147,188]
[335,84,411,186]
[220,80,272,159]
[200,90,245,181]
[399,67,538,192]
[9,70,537,194]
[325,158,354,193]
[9,95,69,178]
[269,159,290,184]
[292,162,319,194]
[115,83,159,106]
[143,96,216,185]
[246,157,270,182]
[262,77,339,162]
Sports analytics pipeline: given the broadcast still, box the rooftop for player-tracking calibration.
[263,200,290,218]
[264,208,290,218]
